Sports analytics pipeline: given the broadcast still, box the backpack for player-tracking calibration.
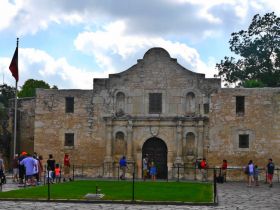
[200,161,206,169]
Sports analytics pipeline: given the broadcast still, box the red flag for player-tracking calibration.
[9,47,19,82]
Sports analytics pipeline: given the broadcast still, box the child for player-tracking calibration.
[150,162,157,181]
[254,165,259,186]
[54,164,61,183]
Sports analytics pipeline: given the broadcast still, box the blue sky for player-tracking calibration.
[0,0,279,89]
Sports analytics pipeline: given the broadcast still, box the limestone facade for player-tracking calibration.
[15,48,280,179]
[208,88,280,168]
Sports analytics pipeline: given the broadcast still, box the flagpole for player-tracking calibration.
[13,38,19,157]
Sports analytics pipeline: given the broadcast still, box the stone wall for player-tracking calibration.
[208,88,280,170]
[34,89,106,167]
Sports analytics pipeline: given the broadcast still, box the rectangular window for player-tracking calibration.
[236,96,245,115]
[204,103,209,114]
[65,133,74,147]
[239,134,249,148]
[65,97,74,113]
[149,93,162,114]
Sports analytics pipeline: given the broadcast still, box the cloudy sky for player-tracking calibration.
[0,0,279,89]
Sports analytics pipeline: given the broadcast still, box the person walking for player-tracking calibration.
[142,155,149,181]
[0,154,5,184]
[63,153,71,181]
[221,159,228,182]
[266,158,275,187]
[254,165,259,186]
[12,154,19,183]
[47,154,56,181]
[200,158,208,181]
[150,161,157,181]
[19,153,37,186]
[119,156,127,180]
[18,152,27,184]
[247,160,254,187]
[38,155,43,183]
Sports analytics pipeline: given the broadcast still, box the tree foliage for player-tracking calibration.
[18,79,54,98]
[0,84,16,107]
[216,12,280,87]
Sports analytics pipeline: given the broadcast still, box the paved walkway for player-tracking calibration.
[1,181,280,209]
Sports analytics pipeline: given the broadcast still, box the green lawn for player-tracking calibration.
[0,180,213,202]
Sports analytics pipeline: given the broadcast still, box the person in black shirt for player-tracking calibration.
[267,158,275,187]
[47,154,56,180]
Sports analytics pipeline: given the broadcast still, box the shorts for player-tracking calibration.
[26,175,33,180]
[143,169,148,177]
[249,172,254,176]
[13,168,19,175]
[267,173,273,180]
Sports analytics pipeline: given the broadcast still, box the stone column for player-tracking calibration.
[197,120,204,158]
[104,119,113,177]
[126,120,133,160]
[174,120,183,164]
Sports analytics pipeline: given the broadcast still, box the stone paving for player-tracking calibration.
[1,181,280,209]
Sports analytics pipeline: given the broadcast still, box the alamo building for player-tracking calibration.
[13,47,280,179]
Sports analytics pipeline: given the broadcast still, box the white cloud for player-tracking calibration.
[0,48,107,89]
[74,21,217,79]
[2,0,277,38]
[0,0,18,31]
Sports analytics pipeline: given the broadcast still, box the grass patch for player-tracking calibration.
[0,180,213,202]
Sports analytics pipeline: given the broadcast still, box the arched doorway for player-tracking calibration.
[142,137,167,179]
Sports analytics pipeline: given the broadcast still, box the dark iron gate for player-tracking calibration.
[142,137,167,179]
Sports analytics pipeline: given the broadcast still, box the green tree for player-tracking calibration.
[18,79,54,98]
[216,12,280,87]
[0,84,16,107]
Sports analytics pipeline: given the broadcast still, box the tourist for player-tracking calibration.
[47,154,56,181]
[266,158,275,187]
[200,158,208,181]
[142,154,149,181]
[18,152,27,184]
[221,159,228,182]
[150,161,157,181]
[32,153,39,185]
[12,154,19,183]
[38,155,44,183]
[63,153,71,181]
[54,163,61,183]
[254,165,259,186]
[119,156,127,180]
[247,160,254,187]
[0,154,5,184]
[20,153,37,186]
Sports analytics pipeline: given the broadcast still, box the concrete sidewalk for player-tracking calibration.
[1,181,280,209]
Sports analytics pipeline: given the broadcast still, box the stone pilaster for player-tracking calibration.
[174,120,183,164]
[126,120,133,160]
[104,119,113,177]
[197,120,204,159]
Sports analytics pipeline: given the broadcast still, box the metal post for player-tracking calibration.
[194,161,197,181]
[47,169,50,200]
[72,164,75,181]
[118,166,120,181]
[177,164,180,182]
[166,165,168,182]
[59,166,61,183]
[213,168,217,203]
[43,165,46,185]
[132,162,135,202]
